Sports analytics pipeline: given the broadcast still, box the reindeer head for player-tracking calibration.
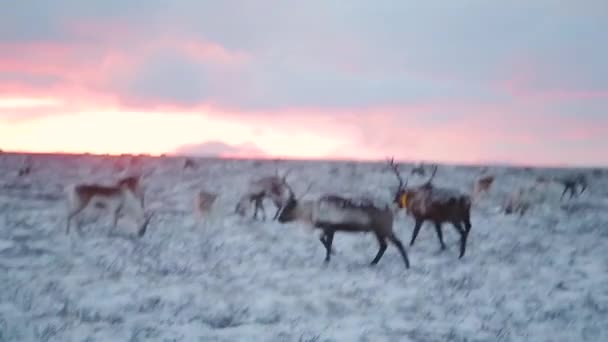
[275,178,314,223]
[116,175,140,192]
[386,157,438,209]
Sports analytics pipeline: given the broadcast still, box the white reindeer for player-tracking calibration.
[275,179,410,269]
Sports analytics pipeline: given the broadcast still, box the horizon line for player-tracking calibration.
[1,149,605,170]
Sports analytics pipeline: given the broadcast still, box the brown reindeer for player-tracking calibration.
[65,176,153,237]
[387,157,472,258]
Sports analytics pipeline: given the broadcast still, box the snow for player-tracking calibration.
[1,153,607,341]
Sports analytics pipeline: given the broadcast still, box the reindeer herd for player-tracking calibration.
[6,154,594,271]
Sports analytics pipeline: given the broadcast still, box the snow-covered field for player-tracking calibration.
[1,153,607,341]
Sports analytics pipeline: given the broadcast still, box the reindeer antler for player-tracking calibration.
[424,164,438,185]
[386,157,407,191]
[280,168,293,184]
[296,181,315,201]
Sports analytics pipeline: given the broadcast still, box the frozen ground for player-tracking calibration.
[1,153,607,341]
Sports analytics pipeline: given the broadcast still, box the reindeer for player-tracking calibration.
[234,169,293,220]
[275,181,410,269]
[387,157,472,258]
[183,158,197,170]
[503,186,532,217]
[65,176,153,237]
[557,173,588,200]
[410,162,426,177]
[17,156,32,176]
[472,175,495,201]
[503,175,563,217]
[194,190,219,225]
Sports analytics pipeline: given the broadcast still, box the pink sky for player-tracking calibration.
[1,2,607,167]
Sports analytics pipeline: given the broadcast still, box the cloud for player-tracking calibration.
[173,140,267,158]
[113,52,212,108]
[1,1,607,166]
[2,0,607,113]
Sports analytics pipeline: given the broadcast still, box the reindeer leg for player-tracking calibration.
[111,204,122,231]
[579,183,587,195]
[272,207,281,220]
[66,211,77,235]
[560,186,569,200]
[433,222,446,251]
[259,202,267,221]
[569,186,576,199]
[66,202,87,235]
[409,219,424,246]
[451,222,468,259]
[252,199,260,220]
[388,233,410,269]
[318,234,336,255]
[370,232,388,265]
[463,216,472,235]
[322,229,335,263]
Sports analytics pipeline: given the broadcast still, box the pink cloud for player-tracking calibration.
[0,21,606,166]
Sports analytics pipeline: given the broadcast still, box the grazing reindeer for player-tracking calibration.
[65,178,153,237]
[387,157,472,258]
[557,174,587,200]
[275,181,410,269]
[234,169,293,220]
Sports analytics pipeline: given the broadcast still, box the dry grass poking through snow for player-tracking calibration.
[0,153,607,341]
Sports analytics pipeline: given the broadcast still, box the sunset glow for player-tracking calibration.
[0,96,63,109]
[1,2,607,166]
